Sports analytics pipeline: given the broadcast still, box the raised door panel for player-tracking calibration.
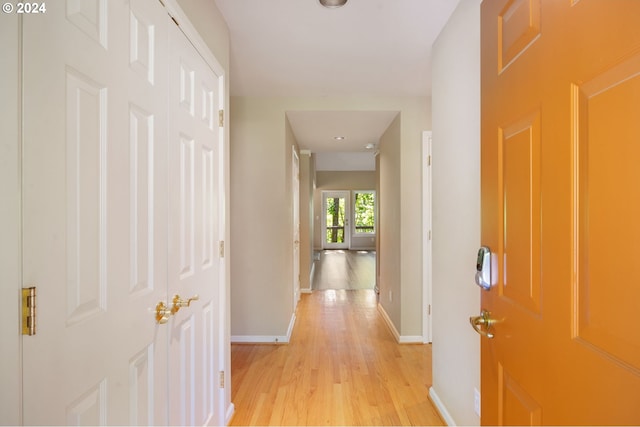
[499,113,541,315]
[64,68,108,325]
[498,0,541,72]
[573,54,640,372]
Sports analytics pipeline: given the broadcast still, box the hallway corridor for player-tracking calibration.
[229,289,443,426]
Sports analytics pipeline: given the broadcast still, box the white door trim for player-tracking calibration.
[0,12,22,425]
[292,147,300,310]
[423,131,433,343]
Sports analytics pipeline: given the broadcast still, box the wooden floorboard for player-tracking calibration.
[229,289,444,426]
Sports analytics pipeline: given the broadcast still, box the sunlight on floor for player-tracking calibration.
[325,289,337,302]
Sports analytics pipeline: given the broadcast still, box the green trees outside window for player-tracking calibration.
[354,191,375,233]
[324,191,375,244]
[326,197,346,243]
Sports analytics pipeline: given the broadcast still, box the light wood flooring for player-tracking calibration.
[229,289,444,426]
[313,250,376,291]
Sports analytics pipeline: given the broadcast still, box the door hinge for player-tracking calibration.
[22,287,37,336]
[428,304,432,315]
[428,230,432,241]
[219,240,225,258]
[218,110,224,127]
[219,371,225,388]
[427,155,431,166]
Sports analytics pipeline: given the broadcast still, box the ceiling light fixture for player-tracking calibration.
[319,0,348,9]
[333,136,345,141]
[365,143,375,150]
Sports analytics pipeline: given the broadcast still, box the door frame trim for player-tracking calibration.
[422,131,433,343]
[292,147,300,310]
[1,11,22,425]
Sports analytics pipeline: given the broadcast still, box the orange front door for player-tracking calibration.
[480,0,640,424]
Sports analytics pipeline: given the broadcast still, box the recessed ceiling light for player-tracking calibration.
[333,136,345,141]
[319,0,348,9]
[365,143,375,150]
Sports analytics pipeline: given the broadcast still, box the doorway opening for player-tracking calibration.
[317,188,377,291]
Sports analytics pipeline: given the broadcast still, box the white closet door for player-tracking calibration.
[166,20,222,426]
[22,0,169,424]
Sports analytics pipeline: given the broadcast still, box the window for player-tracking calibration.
[353,191,375,234]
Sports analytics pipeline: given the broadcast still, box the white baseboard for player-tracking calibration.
[225,403,235,426]
[309,261,316,289]
[231,313,297,344]
[377,303,423,344]
[301,288,312,294]
[230,335,286,344]
[399,335,424,344]
[377,303,400,342]
[429,387,457,426]
[287,312,296,338]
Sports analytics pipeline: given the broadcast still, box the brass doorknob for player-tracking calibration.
[171,294,200,314]
[470,309,497,338]
[155,301,172,324]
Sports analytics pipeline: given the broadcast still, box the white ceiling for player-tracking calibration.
[285,110,398,153]
[214,0,459,169]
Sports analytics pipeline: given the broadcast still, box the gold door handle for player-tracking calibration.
[171,294,200,314]
[470,309,496,339]
[155,301,172,324]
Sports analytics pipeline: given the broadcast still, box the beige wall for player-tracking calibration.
[230,96,430,340]
[377,115,402,331]
[314,171,376,250]
[230,98,294,339]
[316,170,376,189]
[176,0,229,72]
[430,0,481,425]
